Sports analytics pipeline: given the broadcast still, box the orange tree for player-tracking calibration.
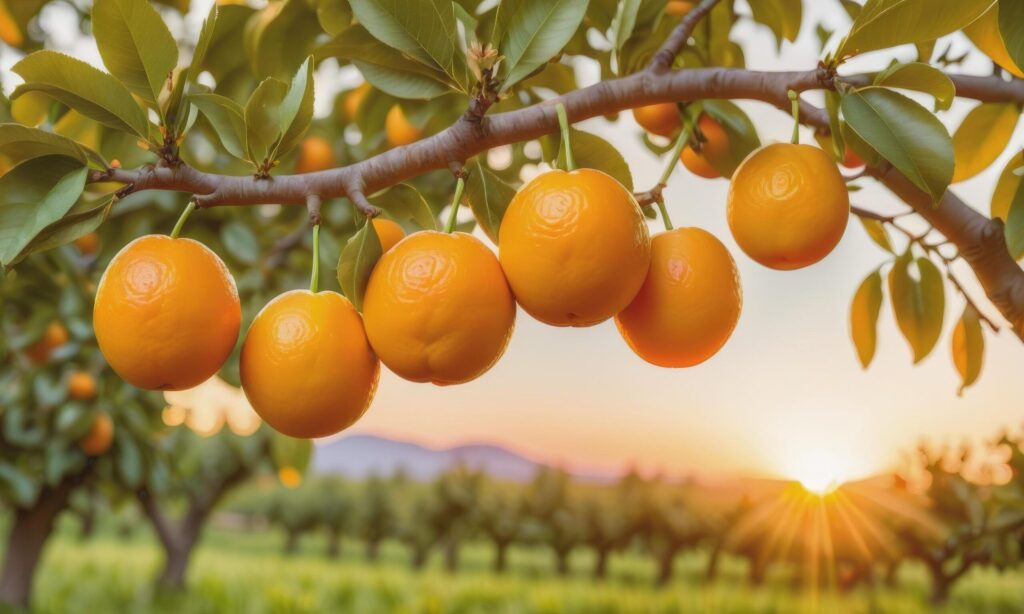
[1,0,1024,603]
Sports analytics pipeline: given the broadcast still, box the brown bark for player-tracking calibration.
[0,479,78,609]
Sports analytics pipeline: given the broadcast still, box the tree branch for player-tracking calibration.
[86,65,1024,339]
[648,0,723,74]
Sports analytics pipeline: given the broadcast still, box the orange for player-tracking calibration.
[385,105,422,147]
[93,235,241,390]
[68,370,98,401]
[727,143,850,270]
[681,115,729,179]
[294,136,334,174]
[24,321,69,364]
[80,411,114,456]
[372,218,406,253]
[632,103,681,138]
[666,1,695,16]
[0,1,22,48]
[344,83,370,121]
[616,228,742,367]
[499,168,651,327]
[74,232,100,255]
[363,231,515,385]
[278,466,303,488]
[841,146,864,169]
[240,290,379,438]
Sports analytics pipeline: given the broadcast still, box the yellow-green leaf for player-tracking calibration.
[464,156,516,244]
[888,251,945,363]
[367,183,438,231]
[952,103,1020,183]
[952,304,984,395]
[837,0,992,59]
[992,152,1024,259]
[493,0,589,91]
[858,217,894,253]
[999,0,1024,72]
[850,269,883,368]
[337,218,382,312]
[872,62,955,111]
[92,0,178,110]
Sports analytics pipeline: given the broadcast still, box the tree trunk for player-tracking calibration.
[885,561,901,588]
[593,547,610,580]
[656,547,678,587]
[929,574,951,605]
[411,544,429,570]
[326,529,342,559]
[444,537,459,572]
[705,544,722,582]
[284,530,301,555]
[748,556,767,586]
[157,530,198,590]
[136,489,205,591]
[0,480,77,609]
[554,549,571,576]
[493,540,509,574]
[366,538,380,562]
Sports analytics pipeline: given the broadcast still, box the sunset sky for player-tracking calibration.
[4,2,1022,486]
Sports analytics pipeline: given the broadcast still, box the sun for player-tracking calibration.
[795,468,840,495]
[773,440,869,496]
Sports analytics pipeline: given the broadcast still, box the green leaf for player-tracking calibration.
[858,217,894,253]
[244,78,289,165]
[190,92,248,161]
[850,269,883,368]
[888,251,945,364]
[952,304,984,395]
[11,51,150,138]
[999,0,1024,71]
[493,0,589,92]
[610,0,642,52]
[271,432,313,473]
[55,404,93,439]
[872,62,955,111]
[367,183,438,231]
[349,0,465,91]
[841,87,953,202]
[92,0,178,111]
[317,0,352,36]
[318,25,453,100]
[115,430,143,489]
[220,221,260,265]
[0,156,88,267]
[188,4,218,84]
[837,0,992,59]
[0,123,107,168]
[276,57,316,159]
[699,100,762,179]
[748,0,802,49]
[824,90,845,160]
[464,157,516,244]
[991,152,1023,223]
[336,218,382,312]
[951,103,1020,183]
[1004,171,1024,260]
[556,128,634,191]
[10,195,115,265]
[245,0,323,80]
[0,463,39,507]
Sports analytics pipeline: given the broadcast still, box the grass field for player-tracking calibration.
[12,516,1024,614]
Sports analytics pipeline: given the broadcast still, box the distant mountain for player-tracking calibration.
[312,434,550,482]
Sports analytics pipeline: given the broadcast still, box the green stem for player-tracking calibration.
[170,200,196,239]
[555,103,575,171]
[657,201,674,231]
[309,224,320,293]
[658,126,691,186]
[788,90,800,145]
[445,176,466,233]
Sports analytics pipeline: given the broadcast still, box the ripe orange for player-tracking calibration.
[344,83,370,121]
[363,231,515,385]
[74,231,100,255]
[278,466,303,488]
[632,103,681,138]
[24,321,69,364]
[80,411,114,456]
[372,218,406,253]
[616,228,742,367]
[681,115,729,179]
[294,136,335,174]
[385,105,422,147]
[727,143,850,270]
[240,290,379,438]
[842,146,864,169]
[499,169,651,327]
[68,370,98,401]
[665,1,695,16]
[93,235,241,390]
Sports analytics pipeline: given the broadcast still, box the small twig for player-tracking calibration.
[346,188,380,218]
[648,0,723,73]
[306,194,322,225]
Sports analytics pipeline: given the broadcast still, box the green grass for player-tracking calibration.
[18,521,1024,613]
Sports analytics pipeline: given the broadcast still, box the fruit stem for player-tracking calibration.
[170,199,197,239]
[657,201,674,231]
[659,126,691,187]
[445,175,466,233]
[555,103,575,171]
[309,223,321,293]
[788,90,800,145]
